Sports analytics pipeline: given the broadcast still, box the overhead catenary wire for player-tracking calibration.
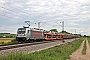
[0,1,61,28]
[0,13,24,21]
[0,8,26,21]
[0,6,30,20]
[0,1,44,22]
[0,13,37,27]
[0,1,53,22]
[0,6,31,22]
[0,11,28,21]
[0,0,33,20]
[1,1,34,21]
[3,1,31,16]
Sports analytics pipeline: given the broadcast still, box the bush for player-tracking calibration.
[7,39,18,44]
[0,42,4,45]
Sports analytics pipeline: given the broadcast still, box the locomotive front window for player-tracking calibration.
[17,28,26,34]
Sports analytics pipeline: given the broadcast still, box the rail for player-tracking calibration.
[0,40,57,51]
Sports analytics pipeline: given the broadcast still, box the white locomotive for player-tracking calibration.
[16,27,44,42]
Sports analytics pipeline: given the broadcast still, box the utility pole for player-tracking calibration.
[60,21,64,31]
[75,29,76,40]
[62,21,64,31]
[55,21,64,32]
[75,29,76,34]
[38,22,41,29]
[38,22,46,29]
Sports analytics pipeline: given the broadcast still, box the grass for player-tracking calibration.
[82,40,86,55]
[0,38,84,60]
[87,37,90,44]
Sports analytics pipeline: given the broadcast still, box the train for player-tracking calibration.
[16,26,80,42]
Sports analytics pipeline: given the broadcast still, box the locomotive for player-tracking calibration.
[16,26,79,42]
[16,27,44,42]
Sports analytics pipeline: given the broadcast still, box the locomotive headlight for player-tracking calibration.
[24,34,25,36]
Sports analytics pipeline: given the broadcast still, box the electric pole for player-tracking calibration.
[75,29,76,40]
[75,29,76,34]
[62,21,64,31]
[60,21,64,31]
[38,22,41,29]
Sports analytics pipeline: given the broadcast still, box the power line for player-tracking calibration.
[0,10,28,20]
[0,1,60,27]
[0,6,30,20]
[55,21,64,31]
[2,1,31,19]
[0,13,24,21]
[4,1,31,15]
[2,1,53,22]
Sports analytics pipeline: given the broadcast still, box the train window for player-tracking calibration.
[47,35,51,38]
[53,35,56,38]
[28,30,29,33]
[58,35,60,38]
[44,34,46,37]
[17,28,26,34]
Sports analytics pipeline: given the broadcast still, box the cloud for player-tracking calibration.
[0,25,19,33]
[0,0,90,35]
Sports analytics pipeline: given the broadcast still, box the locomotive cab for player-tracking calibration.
[16,27,30,42]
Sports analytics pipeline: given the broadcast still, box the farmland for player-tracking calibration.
[0,38,15,43]
[0,33,16,44]
[0,38,18,45]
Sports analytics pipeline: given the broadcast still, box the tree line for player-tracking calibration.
[0,33,16,38]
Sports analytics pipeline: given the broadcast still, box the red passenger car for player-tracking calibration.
[61,34,74,39]
[44,32,63,40]
[44,32,56,40]
[55,34,63,40]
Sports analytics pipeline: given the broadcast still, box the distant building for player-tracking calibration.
[3,36,6,38]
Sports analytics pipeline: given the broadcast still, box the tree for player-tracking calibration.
[49,29,58,32]
[84,35,87,37]
[60,31,70,34]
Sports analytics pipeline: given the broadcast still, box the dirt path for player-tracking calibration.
[68,38,90,60]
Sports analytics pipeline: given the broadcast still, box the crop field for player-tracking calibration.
[0,38,15,43]
[0,38,84,60]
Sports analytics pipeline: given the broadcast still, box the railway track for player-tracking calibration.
[0,40,58,51]
[0,39,78,56]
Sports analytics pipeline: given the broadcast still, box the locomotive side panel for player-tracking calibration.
[32,31,43,39]
[56,34,63,40]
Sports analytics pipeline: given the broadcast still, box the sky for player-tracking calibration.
[0,0,90,36]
